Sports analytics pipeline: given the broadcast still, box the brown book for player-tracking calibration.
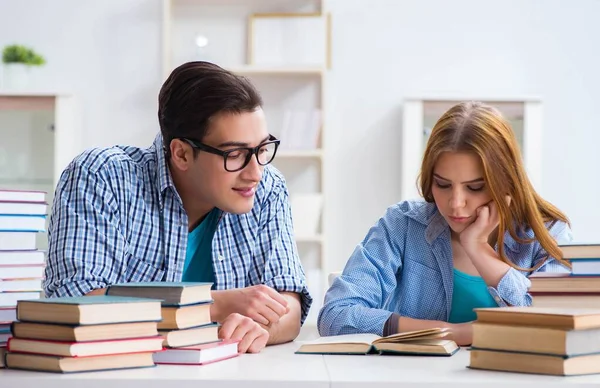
[159,303,212,330]
[16,296,162,325]
[5,351,156,373]
[560,243,600,259]
[472,322,600,356]
[532,293,600,309]
[469,348,600,376]
[11,321,158,342]
[6,336,164,357]
[474,307,600,330]
[0,346,5,368]
[529,273,600,293]
[106,282,212,306]
[159,323,219,348]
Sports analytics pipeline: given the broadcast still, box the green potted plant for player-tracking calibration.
[1,44,46,89]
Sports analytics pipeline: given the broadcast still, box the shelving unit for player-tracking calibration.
[162,0,331,324]
[0,92,80,250]
[278,149,323,158]
[224,66,324,76]
[401,97,543,201]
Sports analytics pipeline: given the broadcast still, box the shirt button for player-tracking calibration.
[218,255,225,261]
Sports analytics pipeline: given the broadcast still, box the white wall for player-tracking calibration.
[324,0,600,273]
[1,0,599,278]
[0,0,163,148]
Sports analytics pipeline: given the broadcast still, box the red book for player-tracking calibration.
[6,336,164,357]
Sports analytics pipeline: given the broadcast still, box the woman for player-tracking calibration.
[317,101,572,345]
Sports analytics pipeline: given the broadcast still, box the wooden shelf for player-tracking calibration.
[295,234,323,243]
[0,91,70,97]
[277,149,323,158]
[226,66,324,76]
[0,178,54,185]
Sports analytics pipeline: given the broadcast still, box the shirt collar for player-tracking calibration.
[152,133,177,196]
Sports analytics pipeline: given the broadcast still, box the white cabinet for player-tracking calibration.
[0,93,80,250]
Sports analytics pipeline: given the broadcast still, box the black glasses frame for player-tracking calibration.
[181,135,280,172]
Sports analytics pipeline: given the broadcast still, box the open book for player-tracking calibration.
[295,328,459,356]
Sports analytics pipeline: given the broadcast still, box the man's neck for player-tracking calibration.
[168,162,214,232]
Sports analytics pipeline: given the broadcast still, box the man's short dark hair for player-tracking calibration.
[158,61,263,158]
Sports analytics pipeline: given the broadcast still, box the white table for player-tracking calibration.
[0,342,329,388]
[325,348,600,388]
[3,341,600,387]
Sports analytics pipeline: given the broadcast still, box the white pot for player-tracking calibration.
[1,63,32,90]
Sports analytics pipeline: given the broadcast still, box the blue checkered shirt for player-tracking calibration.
[44,134,312,323]
[318,200,573,336]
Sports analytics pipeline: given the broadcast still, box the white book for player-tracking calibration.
[0,291,41,308]
[0,332,10,344]
[0,232,37,250]
[0,308,16,323]
[0,202,47,215]
[0,279,42,292]
[0,190,46,203]
[0,265,45,279]
[571,260,600,276]
[301,108,321,149]
[153,340,239,365]
[0,215,46,232]
[0,250,45,266]
[280,109,294,150]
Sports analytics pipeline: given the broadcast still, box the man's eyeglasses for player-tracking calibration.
[181,135,280,172]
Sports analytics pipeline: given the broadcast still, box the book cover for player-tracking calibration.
[19,295,164,305]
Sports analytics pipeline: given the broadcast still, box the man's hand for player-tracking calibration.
[211,285,289,325]
[219,313,269,353]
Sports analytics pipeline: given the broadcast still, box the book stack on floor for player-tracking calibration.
[0,189,49,365]
[4,295,164,373]
[530,243,600,307]
[469,307,600,376]
[107,282,239,365]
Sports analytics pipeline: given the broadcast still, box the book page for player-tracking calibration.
[298,333,380,346]
[373,327,449,344]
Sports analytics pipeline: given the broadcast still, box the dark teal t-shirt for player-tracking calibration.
[448,268,498,323]
[182,208,220,284]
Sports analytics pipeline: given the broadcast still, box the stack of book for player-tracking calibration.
[0,189,48,360]
[106,282,239,365]
[530,243,600,307]
[469,307,600,376]
[4,295,164,373]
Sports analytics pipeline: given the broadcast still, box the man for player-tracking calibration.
[44,61,312,354]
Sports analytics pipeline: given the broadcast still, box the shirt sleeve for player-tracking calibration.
[256,177,313,325]
[489,221,573,306]
[43,159,127,298]
[317,204,406,337]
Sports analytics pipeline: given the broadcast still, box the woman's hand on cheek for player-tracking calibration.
[459,196,510,248]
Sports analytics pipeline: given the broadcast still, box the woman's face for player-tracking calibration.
[431,151,493,234]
